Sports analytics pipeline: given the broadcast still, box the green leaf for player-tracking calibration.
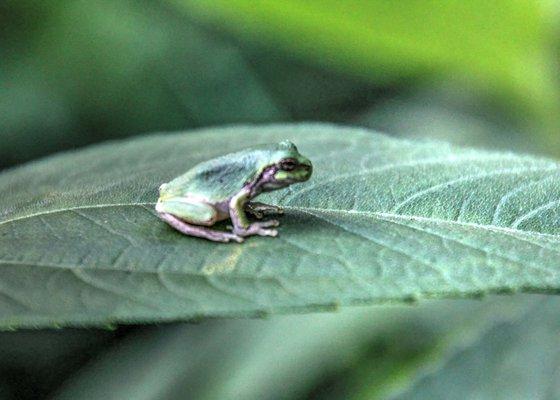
[374,296,560,400]
[173,0,560,121]
[0,1,284,167]
[0,329,114,399]
[342,296,547,400]
[52,297,532,400]
[0,124,559,328]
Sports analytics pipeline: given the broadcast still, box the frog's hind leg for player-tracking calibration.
[156,198,243,243]
[158,212,243,243]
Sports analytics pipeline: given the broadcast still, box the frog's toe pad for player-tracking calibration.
[259,219,279,228]
[258,228,278,237]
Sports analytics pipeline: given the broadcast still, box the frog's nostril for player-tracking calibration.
[299,163,312,180]
[300,158,311,168]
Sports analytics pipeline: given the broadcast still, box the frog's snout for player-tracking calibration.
[303,162,312,177]
[297,159,313,181]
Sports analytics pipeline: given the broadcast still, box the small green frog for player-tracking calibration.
[156,140,312,243]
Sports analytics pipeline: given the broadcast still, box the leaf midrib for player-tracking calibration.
[1,203,559,275]
[1,202,558,239]
[3,151,557,226]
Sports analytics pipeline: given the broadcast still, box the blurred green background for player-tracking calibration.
[2,1,560,399]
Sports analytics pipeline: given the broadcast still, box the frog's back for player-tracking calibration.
[160,148,265,201]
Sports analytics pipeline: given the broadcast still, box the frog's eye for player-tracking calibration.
[280,159,297,171]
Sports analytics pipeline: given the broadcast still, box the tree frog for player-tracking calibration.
[156,140,312,243]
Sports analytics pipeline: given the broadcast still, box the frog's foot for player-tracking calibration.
[233,219,280,238]
[245,202,284,219]
[158,212,244,243]
[215,232,245,243]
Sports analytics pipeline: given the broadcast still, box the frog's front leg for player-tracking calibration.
[245,202,284,219]
[230,189,279,237]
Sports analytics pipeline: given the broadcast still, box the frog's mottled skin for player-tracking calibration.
[156,141,312,243]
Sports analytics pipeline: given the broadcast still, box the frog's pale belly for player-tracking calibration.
[155,196,216,226]
[214,200,231,221]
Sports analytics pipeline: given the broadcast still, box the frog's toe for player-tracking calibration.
[258,228,278,237]
[233,220,279,237]
[259,219,279,228]
[264,206,283,215]
[223,233,244,243]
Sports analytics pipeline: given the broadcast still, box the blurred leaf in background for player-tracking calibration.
[351,296,560,400]
[356,83,533,152]
[0,0,277,167]
[174,0,560,152]
[4,0,560,168]
[0,329,117,399]
[51,296,535,400]
[0,0,384,168]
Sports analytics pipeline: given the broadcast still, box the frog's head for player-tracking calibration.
[257,141,312,191]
